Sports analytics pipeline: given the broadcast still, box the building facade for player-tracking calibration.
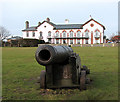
[22,17,105,44]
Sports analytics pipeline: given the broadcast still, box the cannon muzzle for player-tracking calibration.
[35,45,73,65]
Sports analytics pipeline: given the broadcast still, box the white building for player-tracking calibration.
[22,17,105,44]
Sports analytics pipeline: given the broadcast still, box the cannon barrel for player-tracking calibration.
[35,45,73,65]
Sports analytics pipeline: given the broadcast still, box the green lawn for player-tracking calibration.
[2,46,118,100]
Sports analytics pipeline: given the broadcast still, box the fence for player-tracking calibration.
[38,43,118,47]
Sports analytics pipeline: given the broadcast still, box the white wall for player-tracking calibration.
[23,21,54,42]
[22,19,104,44]
[23,31,38,39]
[37,22,54,42]
[82,20,104,44]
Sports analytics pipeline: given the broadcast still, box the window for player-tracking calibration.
[90,23,94,27]
[26,32,29,37]
[70,31,73,37]
[85,31,89,37]
[63,39,66,44]
[95,31,100,37]
[63,31,66,38]
[32,31,35,37]
[85,40,88,44]
[48,39,51,43]
[56,31,59,37]
[40,32,42,37]
[77,31,81,37]
[70,39,73,44]
[95,39,98,43]
[56,39,59,44]
[48,31,51,36]
[77,39,80,44]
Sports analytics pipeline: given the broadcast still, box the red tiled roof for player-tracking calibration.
[112,35,120,40]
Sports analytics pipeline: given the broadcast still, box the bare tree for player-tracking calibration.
[0,26,10,41]
[110,33,115,40]
[118,32,120,35]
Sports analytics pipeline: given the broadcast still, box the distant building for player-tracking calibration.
[111,35,120,43]
[7,36,22,42]
[22,17,105,44]
[2,36,23,47]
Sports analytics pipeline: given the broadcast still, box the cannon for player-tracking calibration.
[35,45,90,90]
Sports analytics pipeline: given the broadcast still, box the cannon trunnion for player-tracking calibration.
[35,45,90,90]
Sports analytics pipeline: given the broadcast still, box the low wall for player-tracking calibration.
[38,43,118,47]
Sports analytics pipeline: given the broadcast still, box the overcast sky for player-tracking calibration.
[0,0,119,38]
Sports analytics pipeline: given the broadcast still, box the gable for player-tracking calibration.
[37,21,54,31]
[37,21,56,28]
[82,19,105,30]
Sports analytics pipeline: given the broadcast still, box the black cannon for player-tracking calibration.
[35,45,90,90]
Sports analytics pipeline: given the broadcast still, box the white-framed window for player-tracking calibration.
[26,32,29,37]
[63,39,66,44]
[77,39,80,44]
[95,39,98,43]
[63,31,66,38]
[95,31,100,37]
[56,39,59,44]
[40,31,42,37]
[70,39,73,44]
[85,40,88,44]
[77,31,81,37]
[56,31,59,37]
[85,31,89,37]
[70,31,73,37]
[48,31,51,36]
[32,31,35,37]
[48,39,51,43]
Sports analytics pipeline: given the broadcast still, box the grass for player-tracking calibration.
[2,46,118,100]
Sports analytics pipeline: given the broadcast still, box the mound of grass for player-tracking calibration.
[2,47,118,100]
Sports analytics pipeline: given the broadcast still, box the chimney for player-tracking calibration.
[89,15,92,19]
[65,19,69,24]
[46,18,50,22]
[38,22,41,26]
[25,21,29,29]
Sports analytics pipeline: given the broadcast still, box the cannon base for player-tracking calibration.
[38,69,90,90]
